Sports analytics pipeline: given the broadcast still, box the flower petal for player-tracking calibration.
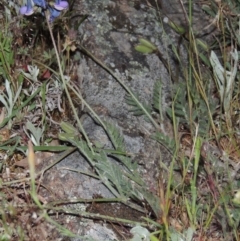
[54,1,68,11]
[33,0,46,8]
[20,6,27,14]
[49,7,61,21]
[19,6,34,15]
[20,0,35,15]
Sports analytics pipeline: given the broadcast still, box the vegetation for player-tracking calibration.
[0,0,240,240]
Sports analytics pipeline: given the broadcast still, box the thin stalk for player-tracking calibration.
[45,205,148,227]
[79,45,160,130]
[45,14,94,154]
[66,82,118,149]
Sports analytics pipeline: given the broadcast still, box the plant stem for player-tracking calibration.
[79,44,160,130]
[45,14,94,154]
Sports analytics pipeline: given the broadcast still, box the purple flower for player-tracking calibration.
[48,7,61,22]
[20,0,68,21]
[33,0,47,9]
[19,0,34,15]
[54,0,69,11]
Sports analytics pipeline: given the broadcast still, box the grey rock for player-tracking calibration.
[50,0,216,240]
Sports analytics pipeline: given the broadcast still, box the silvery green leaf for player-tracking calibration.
[210,51,225,86]
[22,72,34,80]
[224,49,238,112]
[185,227,195,241]
[210,49,238,112]
[30,134,38,146]
[0,95,9,113]
[27,65,40,82]
[3,79,22,117]
[130,226,150,241]
[170,228,186,241]
[26,121,44,146]
[170,227,195,241]
[5,79,12,107]
[21,65,39,82]
[171,232,185,241]
[13,81,23,104]
[233,190,240,205]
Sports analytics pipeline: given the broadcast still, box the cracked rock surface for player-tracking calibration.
[42,0,214,240]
